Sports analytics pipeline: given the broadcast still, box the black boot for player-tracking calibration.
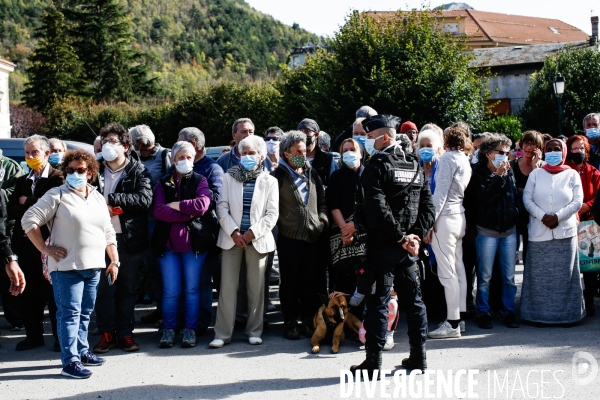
[401,344,427,371]
[350,349,382,380]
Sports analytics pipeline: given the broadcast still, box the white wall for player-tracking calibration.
[0,69,10,138]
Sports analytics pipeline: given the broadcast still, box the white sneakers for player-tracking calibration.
[428,321,462,339]
[383,334,395,350]
[209,339,225,348]
[210,338,263,347]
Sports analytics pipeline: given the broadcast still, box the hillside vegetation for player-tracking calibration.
[0,0,320,99]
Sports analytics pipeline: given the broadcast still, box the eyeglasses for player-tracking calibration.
[264,137,279,142]
[522,142,538,149]
[493,150,511,156]
[571,147,585,153]
[65,167,88,175]
[101,139,120,145]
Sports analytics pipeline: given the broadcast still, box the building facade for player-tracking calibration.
[0,58,16,138]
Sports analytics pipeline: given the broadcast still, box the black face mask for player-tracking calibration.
[306,136,315,147]
[567,152,585,165]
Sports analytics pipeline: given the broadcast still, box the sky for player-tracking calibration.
[244,0,597,37]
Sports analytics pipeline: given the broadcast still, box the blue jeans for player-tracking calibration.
[475,232,518,314]
[158,251,207,330]
[51,269,101,367]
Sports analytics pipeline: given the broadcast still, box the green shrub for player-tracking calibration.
[478,114,523,146]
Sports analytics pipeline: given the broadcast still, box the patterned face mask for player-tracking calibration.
[288,154,307,168]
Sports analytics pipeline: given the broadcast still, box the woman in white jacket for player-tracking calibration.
[521,139,585,324]
[210,135,279,347]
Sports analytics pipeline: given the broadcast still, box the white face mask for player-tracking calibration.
[266,141,280,155]
[175,159,194,174]
[102,143,120,162]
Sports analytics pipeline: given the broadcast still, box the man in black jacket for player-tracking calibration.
[92,124,153,354]
[297,119,338,187]
[8,135,65,351]
[350,115,435,378]
[0,190,26,348]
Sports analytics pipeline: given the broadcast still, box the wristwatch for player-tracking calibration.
[109,261,120,268]
[5,254,18,264]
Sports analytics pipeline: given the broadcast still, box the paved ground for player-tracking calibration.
[1,263,599,400]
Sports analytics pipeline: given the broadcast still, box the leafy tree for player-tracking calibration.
[278,10,490,135]
[520,45,600,136]
[22,2,84,112]
[479,114,523,146]
[65,0,157,102]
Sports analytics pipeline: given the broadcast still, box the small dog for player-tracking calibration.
[311,293,361,354]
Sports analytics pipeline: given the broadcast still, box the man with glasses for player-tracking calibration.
[92,123,152,354]
[48,138,67,169]
[297,118,338,187]
[400,121,418,151]
[264,127,283,169]
[583,113,600,169]
[7,135,64,351]
[176,127,224,335]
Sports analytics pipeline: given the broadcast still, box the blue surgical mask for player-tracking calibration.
[471,149,479,164]
[492,154,508,168]
[353,135,366,148]
[418,147,435,163]
[365,135,384,156]
[240,155,259,171]
[96,153,103,161]
[342,151,360,169]
[49,153,63,167]
[586,128,600,141]
[545,151,563,166]
[66,172,87,189]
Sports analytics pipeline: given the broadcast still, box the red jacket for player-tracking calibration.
[566,161,600,220]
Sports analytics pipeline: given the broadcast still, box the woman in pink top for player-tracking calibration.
[152,141,212,349]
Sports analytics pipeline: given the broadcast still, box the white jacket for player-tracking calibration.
[216,171,279,253]
[523,168,583,242]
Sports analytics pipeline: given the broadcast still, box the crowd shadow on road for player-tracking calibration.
[51,377,340,400]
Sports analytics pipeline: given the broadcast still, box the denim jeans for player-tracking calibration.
[95,234,143,337]
[51,269,101,367]
[475,232,517,314]
[158,250,207,330]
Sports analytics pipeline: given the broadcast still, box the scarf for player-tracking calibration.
[542,139,571,174]
[228,164,263,183]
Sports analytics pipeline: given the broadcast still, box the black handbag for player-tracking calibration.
[186,206,220,255]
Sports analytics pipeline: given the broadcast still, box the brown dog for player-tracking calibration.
[311,293,361,354]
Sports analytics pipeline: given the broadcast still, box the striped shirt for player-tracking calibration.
[240,179,256,232]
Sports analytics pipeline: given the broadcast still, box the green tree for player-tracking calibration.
[278,10,490,134]
[520,46,600,136]
[22,2,84,112]
[65,0,157,102]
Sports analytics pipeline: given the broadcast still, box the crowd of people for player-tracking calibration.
[0,108,599,379]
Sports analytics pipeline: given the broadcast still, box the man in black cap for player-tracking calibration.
[297,118,338,187]
[350,114,435,377]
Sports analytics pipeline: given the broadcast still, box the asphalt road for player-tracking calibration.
[1,263,599,400]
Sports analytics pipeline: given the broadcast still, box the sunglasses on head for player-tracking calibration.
[65,167,88,175]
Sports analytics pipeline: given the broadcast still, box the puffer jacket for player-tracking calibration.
[93,157,153,253]
[464,163,521,233]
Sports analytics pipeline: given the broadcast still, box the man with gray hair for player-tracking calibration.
[173,127,224,334]
[129,125,171,186]
[332,105,378,154]
[217,118,273,172]
[271,130,328,340]
[583,112,600,169]
[8,134,64,351]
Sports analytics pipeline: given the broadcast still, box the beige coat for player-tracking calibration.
[216,171,278,253]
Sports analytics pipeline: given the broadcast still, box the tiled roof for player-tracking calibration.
[366,9,590,45]
[469,41,594,68]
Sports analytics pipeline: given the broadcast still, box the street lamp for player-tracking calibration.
[553,74,566,136]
